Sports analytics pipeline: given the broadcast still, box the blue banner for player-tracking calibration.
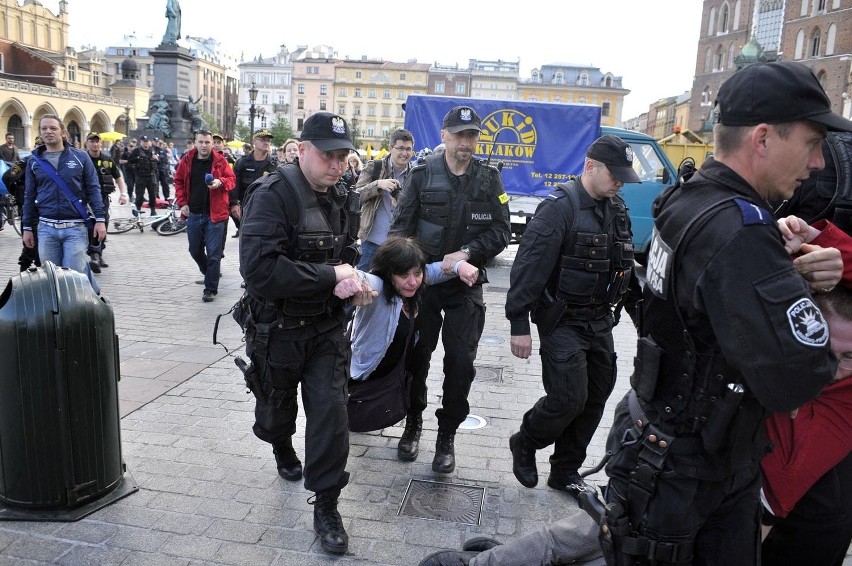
[403,94,601,196]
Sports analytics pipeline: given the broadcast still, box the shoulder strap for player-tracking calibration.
[31,154,90,222]
[371,158,383,180]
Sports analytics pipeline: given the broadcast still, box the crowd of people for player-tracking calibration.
[4,60,852,565]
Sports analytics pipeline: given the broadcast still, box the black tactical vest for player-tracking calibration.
[91,151,116,194]
[414,154,499,260]
[553,180,634,307]
[274,165,350,317]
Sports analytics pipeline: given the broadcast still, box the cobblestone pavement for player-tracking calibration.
[0,204,848,565]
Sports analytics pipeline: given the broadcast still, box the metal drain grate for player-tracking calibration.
[474,364,503,382]
[398,479,484,525]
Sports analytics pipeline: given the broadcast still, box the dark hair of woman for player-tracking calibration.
[370,236,426,313]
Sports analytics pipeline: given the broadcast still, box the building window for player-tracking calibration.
[455,83,466,94]
[67,65,76,81]
[367,106,376,117]
[602,101,611,117]
[298,99,304,110]
[368,88,376,98]
[355,71,361,79]
[397,90,406,99]
[367,127,375,137]
[355,88,362,98]
[93,70,100,86]
[339,106,345,115]
[719,3,730,33]
[554,71,564,84]
[435,81,445,93]
[811,28,821,57]
[605,75,612,87]
[531,69,540,83]
[817,0,826,11]
[278,94,286,105]
[320,99,327,110]
[397,107,404,118]
[320,84,327,95]
[382,106,390,117]
[701,86,712,106]
[148,64,154,75]
[800,0,808,15]
[708,7,716,35]
[795,29,805,58]
[297,118,304,130]
[715,46,725,70]
[399,73,406,81]
[728,42,735,68]
[338,87,347,97]
[826,23,837,55]
[307,66,319,74]
[117,48,124,56]
[578,73,589,86]
[298,83,305,94]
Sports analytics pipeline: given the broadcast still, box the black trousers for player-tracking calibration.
[135,174,158,213]
[762,453,852,566]
[407,279,486,432]
[88,195,110,256]
[123,167,136,201]
[604,394,763,565]
[520,318,616,476]
[249,323,350,494]
[158,169,171,200]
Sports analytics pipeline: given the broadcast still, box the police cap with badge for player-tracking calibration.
[586,135,641,184]
[442,106,482,134]
[300,113,355,152]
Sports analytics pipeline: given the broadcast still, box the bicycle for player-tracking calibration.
[0,193,22,236]
[107,200,186,236]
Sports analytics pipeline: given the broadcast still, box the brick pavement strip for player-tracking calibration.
[0,223,850,565]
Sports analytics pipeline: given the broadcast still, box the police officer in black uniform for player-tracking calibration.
[237,112,372,556]
[505,135,641,496]
[232,129,276,238]
[84,132,128,272]
[129,135,160,216]
[389,105,511,473]
[120,139,137,204]
[600,62,852,565]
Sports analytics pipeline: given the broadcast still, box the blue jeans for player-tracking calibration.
[357,240,379,271]
[37,222,100,293]
[186,213,225,294]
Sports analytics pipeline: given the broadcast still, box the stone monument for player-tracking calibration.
[144,0,200,148]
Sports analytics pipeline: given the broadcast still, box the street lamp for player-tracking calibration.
[351,116,358,146]
[124,105,131,137]
[248,82,258,138]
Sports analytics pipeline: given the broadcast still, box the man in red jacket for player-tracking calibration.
[175,130,237,302]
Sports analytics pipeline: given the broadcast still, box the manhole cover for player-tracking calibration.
[458,414,487,430]
[398,479,484,525]
[479,335,505,345]
[474,364,503,382]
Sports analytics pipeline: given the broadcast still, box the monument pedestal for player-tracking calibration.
[144,44,197,148]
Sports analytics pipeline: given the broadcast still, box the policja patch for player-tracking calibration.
[787,298,829,346]
[645,228,672,299]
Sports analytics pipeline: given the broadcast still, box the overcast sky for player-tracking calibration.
[47,0,704,119]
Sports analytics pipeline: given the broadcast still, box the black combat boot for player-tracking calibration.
[311,472,350,555]
[89,253,101,274]
[98,254,109,268]
[432,430,456,473]
[509,432,538,488]
[273,438,303,481]
[398,412,423,462]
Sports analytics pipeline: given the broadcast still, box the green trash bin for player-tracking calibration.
[0,261,136,520]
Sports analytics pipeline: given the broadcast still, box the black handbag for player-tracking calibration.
[347,316,414,433]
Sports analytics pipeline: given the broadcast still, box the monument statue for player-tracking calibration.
[184,95,206,133]
[161,0,182,45]
[146,95,172,137]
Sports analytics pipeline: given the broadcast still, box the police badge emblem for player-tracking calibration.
[331,116,346,136]
[787,298,829,346]
[459,108,473,122]
[625,146,634,164]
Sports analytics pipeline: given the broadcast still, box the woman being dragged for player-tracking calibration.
[345,236,478,432]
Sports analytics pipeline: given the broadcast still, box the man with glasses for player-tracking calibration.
[390,106,511,471]
[355,128,415,271]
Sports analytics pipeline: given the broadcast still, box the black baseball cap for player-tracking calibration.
[586,135,642,184]
[300,113,354,152]
[86,132,101,141]
[715,61,852,132]
[442,106,481,134]
[139,135,150,141]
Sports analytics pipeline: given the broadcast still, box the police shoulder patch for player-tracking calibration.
[545,187,568,201]
[733,198,773,226]
[787,298,829,346]
[498,192,509,205]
